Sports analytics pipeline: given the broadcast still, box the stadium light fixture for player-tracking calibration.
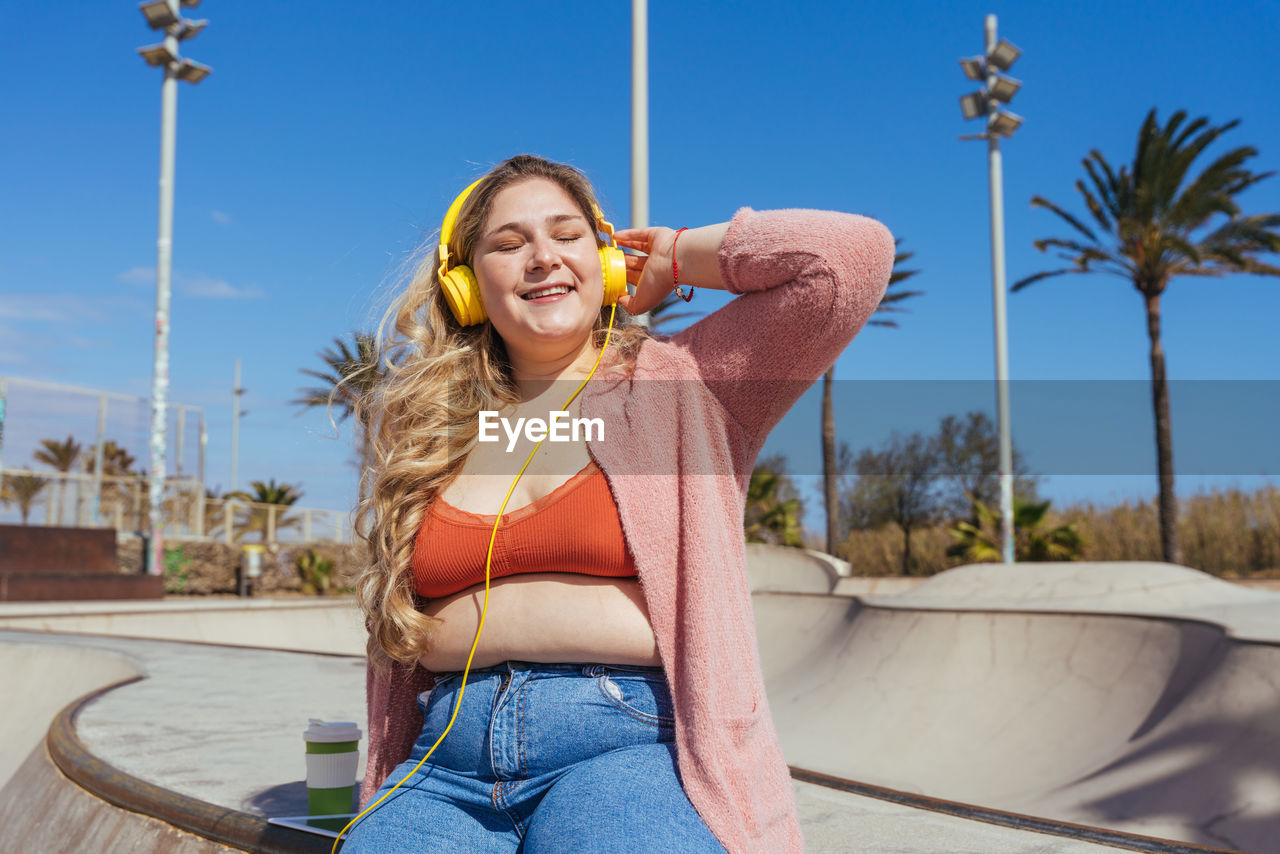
[175,58,212,83]
[137,43,177,67]
[991,110,1024,137]
[139,1,179,29]
[988,38,1021,71]
[959,91,987,121]
[989,75,1022,103]
[175,18,208,40]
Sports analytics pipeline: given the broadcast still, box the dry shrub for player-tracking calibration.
[1057,499,1162,562]
[838,524,955,577]
[114,536,369,595]
[838,484,1280,579]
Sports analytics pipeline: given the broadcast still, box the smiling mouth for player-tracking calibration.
[521,285,575,300]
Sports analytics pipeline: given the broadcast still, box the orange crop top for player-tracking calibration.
[411,460,638,599]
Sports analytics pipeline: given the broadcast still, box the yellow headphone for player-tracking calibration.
[436,177,630,326]
[334,177,622,852]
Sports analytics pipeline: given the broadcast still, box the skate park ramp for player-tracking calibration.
[1,560,1276,853]
[752,557,1280,853]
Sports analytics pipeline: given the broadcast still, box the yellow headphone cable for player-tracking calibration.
[333,301,619,852]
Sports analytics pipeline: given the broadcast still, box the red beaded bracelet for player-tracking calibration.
[671,227,694,302]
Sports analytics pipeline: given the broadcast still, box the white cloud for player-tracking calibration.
[0,322,26,365]
[0,295,150,374]
[0,294,115,324]
[210,210,234,226]
[0,301,67,323]
[180,273,264,300]
[116,266,155,286]
[113,267,265,299]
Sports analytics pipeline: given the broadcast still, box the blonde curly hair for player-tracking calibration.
[354,155,651,671]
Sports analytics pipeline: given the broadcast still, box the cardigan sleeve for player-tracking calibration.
[670,207,895,450]
[361,656,434,809]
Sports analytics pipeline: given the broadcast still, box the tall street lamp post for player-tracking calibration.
[630,0,650,329]
[958,14,1023,564]
[136,0,211,575]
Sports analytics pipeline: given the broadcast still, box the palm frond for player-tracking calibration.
[293,332,384,421]
[1076,174,1112,234]
[1029,196,1098,243]
[1021,108,1279,300]
[1009,268,1078,292]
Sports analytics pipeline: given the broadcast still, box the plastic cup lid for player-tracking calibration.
[305,718,362,742]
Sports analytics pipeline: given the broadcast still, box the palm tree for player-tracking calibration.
[294,332,384,502]
[85,440,142,529]
[744,462,805,547]
[227,478,304,544]
[1014,109,1280,565]
[823,240,923,554]
[1,474,48,524]
[34,435,82,526]
[947,492,1084,563]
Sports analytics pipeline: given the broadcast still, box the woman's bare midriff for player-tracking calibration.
[416,572,661,672]
[418,403,659,672]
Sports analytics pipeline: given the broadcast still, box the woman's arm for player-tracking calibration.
[616,208,896,448]
[362,656,432,809]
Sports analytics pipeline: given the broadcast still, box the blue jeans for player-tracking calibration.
[341,661,728,853]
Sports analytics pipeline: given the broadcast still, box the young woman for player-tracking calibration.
[342,154,895,852]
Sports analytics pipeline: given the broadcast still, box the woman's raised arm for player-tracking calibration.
[618,207,895,450]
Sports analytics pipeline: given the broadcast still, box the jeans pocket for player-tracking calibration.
[596,671,676,726]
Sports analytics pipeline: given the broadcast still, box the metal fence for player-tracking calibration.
[0,376,354,544]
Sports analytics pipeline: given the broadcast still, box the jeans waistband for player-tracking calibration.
[434,661,665,680]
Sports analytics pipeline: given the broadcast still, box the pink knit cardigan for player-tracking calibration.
[362,207,896,853]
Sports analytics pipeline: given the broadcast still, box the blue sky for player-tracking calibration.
[2,0,1277,531]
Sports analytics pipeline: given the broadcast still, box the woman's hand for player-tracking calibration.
[613,226,679,316]
[614,223,731,315]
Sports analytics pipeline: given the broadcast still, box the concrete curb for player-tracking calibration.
[46,676,331,854]
[790,767,1245,854]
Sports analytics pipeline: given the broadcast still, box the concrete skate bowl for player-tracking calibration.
[0,641,233,852]
[754,562,1280,853]
[0,615,351,853]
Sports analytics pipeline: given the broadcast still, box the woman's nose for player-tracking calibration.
[527,236,562,271]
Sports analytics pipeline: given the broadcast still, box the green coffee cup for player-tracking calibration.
[304,719,362,815]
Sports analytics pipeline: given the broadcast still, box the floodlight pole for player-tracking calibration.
[140,0,210,574]
[630,0,650,328]
[983,13,1016,565]
[231,357,242,493]
[0,378,7,487]
[147,6,181,577]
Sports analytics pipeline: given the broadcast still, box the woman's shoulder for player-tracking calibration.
[626,334,701,380]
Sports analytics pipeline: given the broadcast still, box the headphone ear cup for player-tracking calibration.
[599,246,628,307]
[440,265,487,326]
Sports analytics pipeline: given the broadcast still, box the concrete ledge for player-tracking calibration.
[791,768,1241,854]
[43,680,329,854]
[0,572,165,601]
[0,524,117,574]
[0,739,238,854]
[0,598,364,655]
